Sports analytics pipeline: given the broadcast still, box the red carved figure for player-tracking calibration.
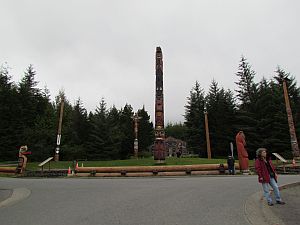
[17,145,31,174]
[235,131,249,172]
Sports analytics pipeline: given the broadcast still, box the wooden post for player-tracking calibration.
[132,113,142,159]
[282,79,300,158]
[55,97,64,162]
[204,111,211,159]
[230,142,234,157]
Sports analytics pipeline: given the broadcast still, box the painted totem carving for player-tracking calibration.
[235,131,249,172]
[154,47,166,161]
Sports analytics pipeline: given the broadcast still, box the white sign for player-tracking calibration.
[272,153,287,163]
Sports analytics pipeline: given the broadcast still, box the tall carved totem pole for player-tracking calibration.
[154,47,166,161]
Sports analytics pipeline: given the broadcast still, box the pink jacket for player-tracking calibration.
[255,158,277,183]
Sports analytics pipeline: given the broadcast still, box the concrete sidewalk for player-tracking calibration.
[269,183,300,225]
[0,188,30,208]
[245,182,300,225]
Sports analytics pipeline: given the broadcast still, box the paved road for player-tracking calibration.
[0,188,11,202]
[0,175,299,225]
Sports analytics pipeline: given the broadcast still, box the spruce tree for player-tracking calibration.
[137,106,154,154]
[62,98,90,160]
[184,81,206,156]
[0,64,19,160]
[165,122,187,141]
[106,105,122,159]
[16,65,57,161]
[254,78,288,155]
[119,104,134,159]
[87,98,109,160]
[29,87,56,161]
[206,80,237,157]
[17,65,40,144]
[235,56,257,110]
[234,57,259,158]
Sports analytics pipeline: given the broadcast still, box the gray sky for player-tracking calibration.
[1,0,300,123]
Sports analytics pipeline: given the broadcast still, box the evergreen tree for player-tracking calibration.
[254,78,286,154]
[137,106,154,153]
[0,64,19,160]
[235,56,257,110]
[184,81,206,156]
[87,98,109,160]
[205,80,237,157]
[29,88,56,161]
[165,122,187,141]
[106,105,122,159]
[17,65,40,145]
[62,98,90,160]
[234,57,259,158]
[16,65,57,161]
[2,61,299,162]
[119,104,134,159]
[69,98,89,145]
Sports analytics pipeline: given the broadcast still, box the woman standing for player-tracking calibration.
[255,148,286,206]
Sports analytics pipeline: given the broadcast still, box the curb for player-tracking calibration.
[278,182,300,191]
[0,188,31,208]
[244,182,300,225]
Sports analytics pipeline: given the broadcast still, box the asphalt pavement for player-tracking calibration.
[0,175,299,225]
[0,188,11,202]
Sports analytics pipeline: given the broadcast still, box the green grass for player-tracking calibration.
[0,173,17,178]
[24,157,230,171]
[2,157,255,171]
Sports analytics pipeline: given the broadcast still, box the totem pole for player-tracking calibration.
[153,47,166,162]
[282,78,300,158]
[235,131,249,174]
[204,108,211,159]
[132,112,142,158]
[55,96,64,161]
[17,145,31,174]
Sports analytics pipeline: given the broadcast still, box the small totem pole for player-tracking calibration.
[17,145,31,174]
[55,95,64,161]
[132,112,142,158]
[204,107,212,159]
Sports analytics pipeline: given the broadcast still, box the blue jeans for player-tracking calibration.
[228,169,235,175]
[262,177,281,204]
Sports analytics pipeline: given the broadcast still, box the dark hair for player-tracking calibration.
[256,148,267,159]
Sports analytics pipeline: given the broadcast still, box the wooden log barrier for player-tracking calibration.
[75,170,224,177]
[75,163,240,177]
[191,170,220,175]
[0,167,16,173]
[76,172,155,177]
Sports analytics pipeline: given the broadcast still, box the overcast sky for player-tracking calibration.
[1,0,300,123]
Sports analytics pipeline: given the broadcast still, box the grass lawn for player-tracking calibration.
[2,157,255,171]
[25,157,231,171]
